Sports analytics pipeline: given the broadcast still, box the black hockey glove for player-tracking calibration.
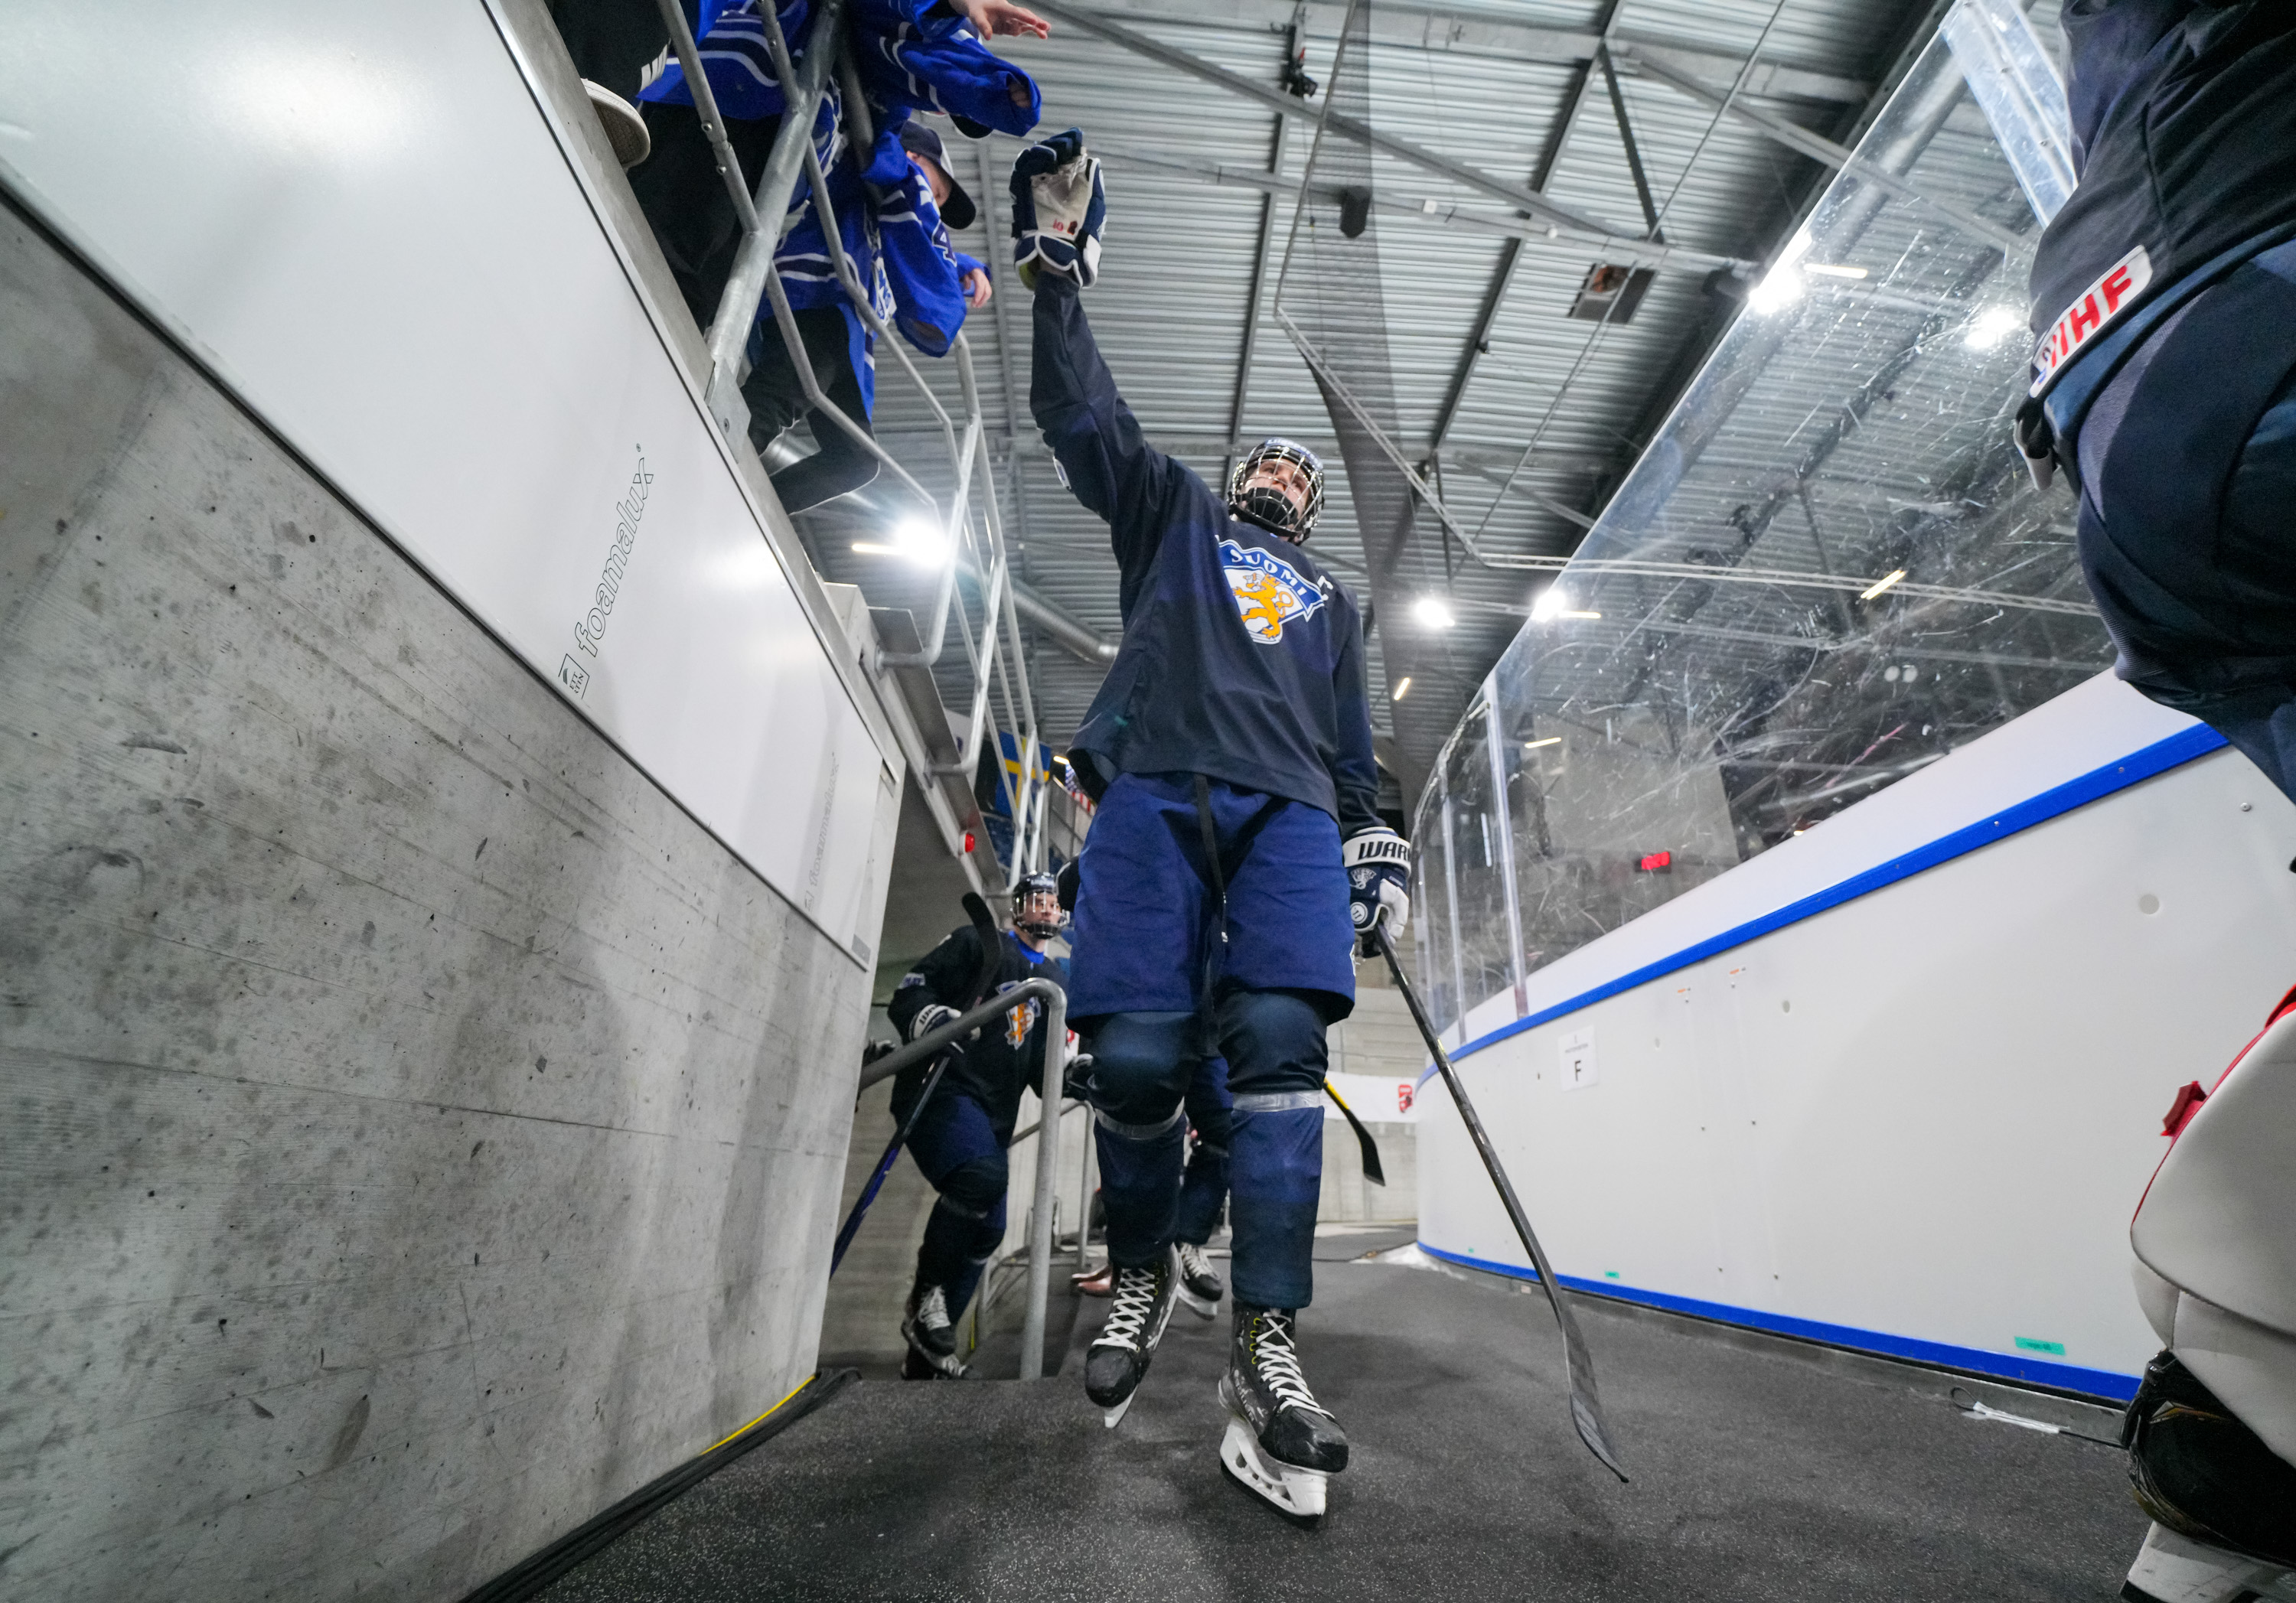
[1010,128,1105,288]
[1342,826,1411,956]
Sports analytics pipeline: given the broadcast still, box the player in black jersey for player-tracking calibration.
[884,873,1069,1378]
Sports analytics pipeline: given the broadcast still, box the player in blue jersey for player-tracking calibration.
[1013,130,1411,1522]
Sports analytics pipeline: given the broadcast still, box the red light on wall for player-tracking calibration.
[964,832,977,854]
[1637,850,1673,873]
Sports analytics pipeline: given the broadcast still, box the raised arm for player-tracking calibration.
[1029,276,1206,588]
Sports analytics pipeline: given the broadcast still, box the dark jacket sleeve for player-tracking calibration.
[1329,597,1382,840]
[1030,276,1215,601]
[2060,0,2193,171]
[885,926,982,1038]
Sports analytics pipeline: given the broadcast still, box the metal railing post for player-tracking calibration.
[703,0,850,428]
[1020,982,1070,1380]
[675,0,1046,888]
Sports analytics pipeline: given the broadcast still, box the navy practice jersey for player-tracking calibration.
[886,925,1068,1134]
[2030,2,2296,373]
[1029,277,1381,840]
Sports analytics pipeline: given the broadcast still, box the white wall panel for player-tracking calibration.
[0,0,889,954]
[1419,679,2296,1397]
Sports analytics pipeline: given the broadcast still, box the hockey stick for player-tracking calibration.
[1375,924,1629,1481]
[830,893,1002,1276]
[1321,1078,1385,1187]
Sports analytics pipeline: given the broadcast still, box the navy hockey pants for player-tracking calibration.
[1089,993,1326,1309]
[1176,1054,1234,1247]
[2071,241,2296,800]
[900,1087,1006,1321]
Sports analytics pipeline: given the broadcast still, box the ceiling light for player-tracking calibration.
[1412,595,1456,629]
[892,516,952,568]
[1523,736,1561,750]
[1964,305,2027,350]
[1557,609,1603,621]
[1860,569,1907,601]
[851,541,898,556]
[1391,676,1413,702]
[1531,586,1567,621]
[1750,228,1813,314]
[1802,262,1868,281]
[1748,266,1804,314]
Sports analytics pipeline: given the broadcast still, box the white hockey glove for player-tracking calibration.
[908,1002,963,1043]
[1342,826,1411,956]
[1010,128,1105,289]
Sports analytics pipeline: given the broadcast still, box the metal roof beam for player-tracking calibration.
[1224,17,1303,487]
[1032,0,1649,243]
[1613,44,2030,256]
[1091,140,1754,275]
[1425,0,1619,458]
[1049,0,1871,103]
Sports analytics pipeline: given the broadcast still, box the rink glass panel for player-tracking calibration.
[1409,27,2114,1038]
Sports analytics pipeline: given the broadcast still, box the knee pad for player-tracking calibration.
[938,1155,1009,1220]
[1084,1010,1198,1126]
[1220,988,1329,1102]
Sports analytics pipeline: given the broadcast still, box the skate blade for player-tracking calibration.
[1176,1285,1219,1321]
[1219,1416,1327,1525]
[1101,1390,1137,1429]
[2123,1522,2296,1603]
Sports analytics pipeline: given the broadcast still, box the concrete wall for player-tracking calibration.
[0,199,885,1599]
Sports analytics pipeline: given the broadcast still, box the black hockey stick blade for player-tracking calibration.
[1322,1078,1385,1187]
[1375,925,1629,1482]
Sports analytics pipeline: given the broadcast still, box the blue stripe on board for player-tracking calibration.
[1417,1242,2142,1403]
[1424,723,2228,1079]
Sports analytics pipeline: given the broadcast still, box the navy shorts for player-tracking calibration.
[1067,772,1355,1022]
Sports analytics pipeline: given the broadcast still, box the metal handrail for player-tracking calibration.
[654,0,1057,884]
[852,975,1072,1379]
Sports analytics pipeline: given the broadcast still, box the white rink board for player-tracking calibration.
[1417,677,2296,1396]
[0,1,889,954]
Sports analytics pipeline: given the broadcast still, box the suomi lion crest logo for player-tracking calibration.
[1220,539,1329,644]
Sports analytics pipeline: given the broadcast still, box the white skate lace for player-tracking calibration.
[916,1285,951,1334]
[1251,1311,1331,1419]
[1178,1243,1211,1281]
[1094,1264,1162,1352]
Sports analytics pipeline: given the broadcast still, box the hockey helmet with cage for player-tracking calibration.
[1226,438,1326,542]
[1013,871,1065,939]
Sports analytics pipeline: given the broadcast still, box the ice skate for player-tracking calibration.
[1218,1305,1348,1523]
[2123,1523,2296,1603]
[901,1283,966,1380]
[1084,1246,1179,1427]
[1176,1241,1224,1319]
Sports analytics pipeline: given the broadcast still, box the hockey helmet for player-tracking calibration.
[1014,871,1065,939]
[1227,438,1326,542]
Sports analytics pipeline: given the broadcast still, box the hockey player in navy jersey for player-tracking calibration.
[1013,129,1411,1521]
[2007,7,2296,1598]
[884,872,1071,1378]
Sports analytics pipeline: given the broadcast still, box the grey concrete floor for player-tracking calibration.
[537,1242,2148,1602]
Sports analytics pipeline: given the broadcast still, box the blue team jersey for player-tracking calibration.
[853,0,1042,136]
[638,0,812,121]
[864,125,972,357]
[1029,278,1380,838]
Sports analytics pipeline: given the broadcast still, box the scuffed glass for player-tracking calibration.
[1443,704,1518,1019]
[1411,790,1459,1036]
[1412,18,2113,1038]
